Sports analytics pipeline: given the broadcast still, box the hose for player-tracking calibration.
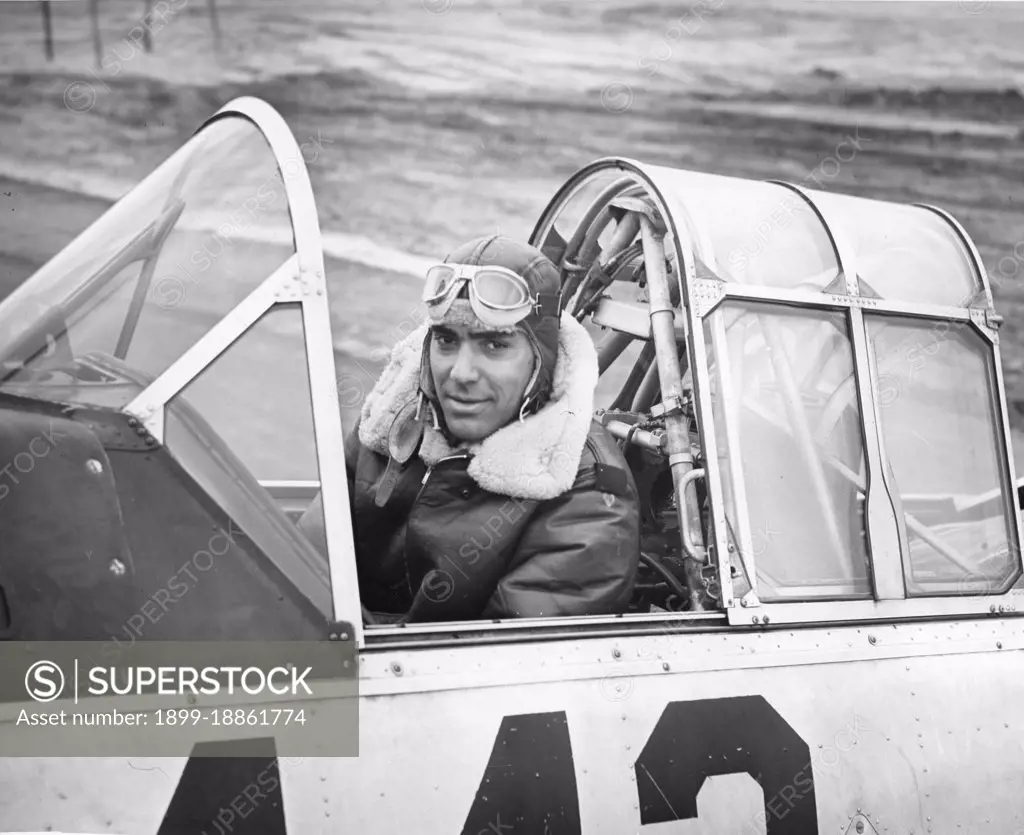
[558,178,637,308]
[639,551,692,603]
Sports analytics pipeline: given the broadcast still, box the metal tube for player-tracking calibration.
[562,186,635,308]
[603,419,666,453]
[580,189,643,268]
[610,341,654,412]
[596,330,634,375]
[114,198,187,358]
[572,212,641,317]
[640,216,705,611]
[559,178,635,268]
[631,359,660,412]
[679,468,706,562]
[826,457,975,576]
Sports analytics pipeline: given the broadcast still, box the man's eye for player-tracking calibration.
[486,340,511,352]
[435,334,456,348]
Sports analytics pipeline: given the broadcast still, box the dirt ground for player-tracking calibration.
[2,0,1024,464]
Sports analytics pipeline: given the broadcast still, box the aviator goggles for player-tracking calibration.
[423,263,560,328]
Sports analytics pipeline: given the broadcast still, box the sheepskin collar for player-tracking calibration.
[358,313,598,500]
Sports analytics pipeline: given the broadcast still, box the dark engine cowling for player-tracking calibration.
[0,394,326,644]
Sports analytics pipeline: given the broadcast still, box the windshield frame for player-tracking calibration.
[112,97,364,646]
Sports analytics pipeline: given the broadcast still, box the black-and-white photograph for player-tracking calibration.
[1,0,1023,831]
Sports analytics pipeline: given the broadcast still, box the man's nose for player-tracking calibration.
[449,344,479,382]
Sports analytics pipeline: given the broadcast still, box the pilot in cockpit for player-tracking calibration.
[299,235,640,623]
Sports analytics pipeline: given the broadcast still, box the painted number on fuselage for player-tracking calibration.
[636,695,817,833]
[461,697,817,834]
[460,712,581,835]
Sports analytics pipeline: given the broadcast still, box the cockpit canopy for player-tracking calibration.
[0,99,356,634]
[0,107,318,479]
[532,160,1021,620]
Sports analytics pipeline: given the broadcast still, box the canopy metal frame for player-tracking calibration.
[527,157,1023,630]
[122,97,364,647]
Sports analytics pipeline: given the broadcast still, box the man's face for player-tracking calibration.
[429,324,536,443]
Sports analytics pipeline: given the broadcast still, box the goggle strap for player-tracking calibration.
[535,292,561,318]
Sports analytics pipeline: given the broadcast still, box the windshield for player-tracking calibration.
[867,315,1017,594]
[704,302,872,601]
[643,166,842,290]
[0,114,296,409]
[812,191,980,305]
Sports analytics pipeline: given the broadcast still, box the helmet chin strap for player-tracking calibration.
[418,390,462,447]
[517,327,548,422]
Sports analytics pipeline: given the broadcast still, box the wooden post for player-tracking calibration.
[89,0,103,68]
[141,0,153,52]
[207,0,222,51]
[40,1,54,60]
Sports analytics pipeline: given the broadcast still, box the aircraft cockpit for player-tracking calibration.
[0,99,1020,650]
[534,161,1022,627]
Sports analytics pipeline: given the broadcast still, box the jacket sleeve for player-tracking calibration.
[480,466,641,619]
[296,418,362,557]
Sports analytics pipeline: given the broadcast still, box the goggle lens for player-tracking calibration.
[424,265,458,301]
[473,269,531,309]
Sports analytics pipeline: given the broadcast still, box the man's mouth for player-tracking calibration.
[444,394,489,413]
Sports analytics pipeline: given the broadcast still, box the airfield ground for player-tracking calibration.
[1,0,1024,466]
